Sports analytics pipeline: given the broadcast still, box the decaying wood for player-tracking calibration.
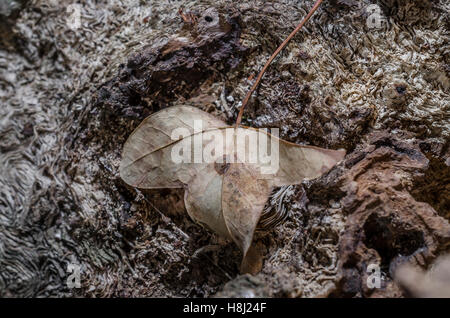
[0,0,449,297]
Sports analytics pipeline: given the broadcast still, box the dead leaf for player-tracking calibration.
[120,105,345,273]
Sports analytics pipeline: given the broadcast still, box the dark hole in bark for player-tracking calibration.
[128,94,142,106]
[396,85,406,95]
[363,214,425,273]
[204,16,213,22]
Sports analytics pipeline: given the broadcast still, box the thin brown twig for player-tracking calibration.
[235,0,324,127]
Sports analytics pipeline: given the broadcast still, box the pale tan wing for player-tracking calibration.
[183,128,238,240]
[119,105,228,188]
[184,164,230,240]
[270,141,346,187]
[230,127,345,186]
[221,127,344,253]
[233,127,345,186]
[221,163,271,256]
[220,127,345,274]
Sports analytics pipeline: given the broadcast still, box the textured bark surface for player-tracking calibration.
[0,0,449,297]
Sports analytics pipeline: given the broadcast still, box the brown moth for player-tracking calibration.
[120,105,345,274]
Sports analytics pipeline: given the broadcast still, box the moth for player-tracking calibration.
[120,105,345,273]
